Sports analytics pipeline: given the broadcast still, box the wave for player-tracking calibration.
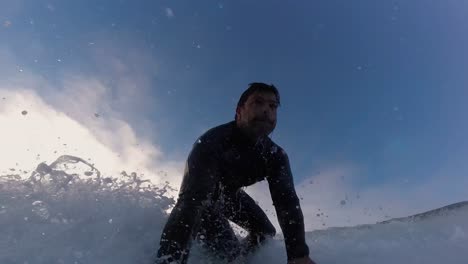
[1,155,467,263]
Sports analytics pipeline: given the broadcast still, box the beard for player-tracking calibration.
[249,119,276,137]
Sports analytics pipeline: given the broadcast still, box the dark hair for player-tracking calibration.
[237,82,280,107]
[235,82,281,120]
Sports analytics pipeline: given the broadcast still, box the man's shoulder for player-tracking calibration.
[265,138,288,158]
[196,121,235,146]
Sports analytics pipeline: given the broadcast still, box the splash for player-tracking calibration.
[1,155,467,263]
[0,155,174,264]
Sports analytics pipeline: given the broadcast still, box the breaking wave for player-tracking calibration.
[1,155,467,263]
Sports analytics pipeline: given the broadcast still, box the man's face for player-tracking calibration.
[236,91,278,138]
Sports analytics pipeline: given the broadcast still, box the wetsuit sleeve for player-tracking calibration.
[157,138,220,263]
[266,149,310,261]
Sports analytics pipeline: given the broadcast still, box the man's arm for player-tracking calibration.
[156,138,220,263]
[266,148,312,261]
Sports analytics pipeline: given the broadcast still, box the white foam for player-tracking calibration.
[1,156,467,263]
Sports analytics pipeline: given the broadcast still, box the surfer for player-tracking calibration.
[155,83,316,264]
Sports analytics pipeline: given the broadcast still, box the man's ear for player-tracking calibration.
[235,106,241,120]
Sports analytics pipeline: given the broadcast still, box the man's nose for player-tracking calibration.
[262,107,274,119]
[262,104,271,114]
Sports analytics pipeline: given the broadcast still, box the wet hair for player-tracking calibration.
[237,82,280,108]
[235,82,280,120]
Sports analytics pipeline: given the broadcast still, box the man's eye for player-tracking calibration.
[255,99,264,105]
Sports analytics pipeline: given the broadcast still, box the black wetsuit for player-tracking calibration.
[156,121,309,263]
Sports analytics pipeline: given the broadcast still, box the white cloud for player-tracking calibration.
[246,162,468,232]
[0,46,184,197]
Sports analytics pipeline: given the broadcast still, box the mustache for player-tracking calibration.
[253,117,274,124]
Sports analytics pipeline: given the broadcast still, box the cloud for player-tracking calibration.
[245,163,364,232]
[0,45,184,196]
[245,161,468,232]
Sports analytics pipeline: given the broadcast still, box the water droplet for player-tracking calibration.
[32,201,50,220]
[3,20,12,28]
[165,8,175,18]
[47,4,55,12]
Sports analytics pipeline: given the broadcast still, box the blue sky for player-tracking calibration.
[1,0,467,228]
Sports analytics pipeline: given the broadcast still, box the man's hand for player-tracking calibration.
[287,256,317,264]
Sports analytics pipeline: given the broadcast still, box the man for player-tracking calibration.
[156,83,316,264]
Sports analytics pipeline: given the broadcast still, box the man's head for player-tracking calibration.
[235,82,280,139]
